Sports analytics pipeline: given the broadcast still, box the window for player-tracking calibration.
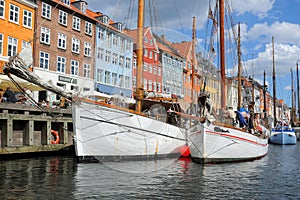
[98,48,103,60]
[143,79,147,90]
[58,10,68,26]
[40,27,50,45]
[58,33,66,49]
[133,59,136,68]
[23,10,32,28]
[120,39,125,52]
[125,58,130,68]
[148,80,152,91]
[132,77,136,88]
[149,51,153,59]
[105,71,110,84]
[71,60,79,76]
[112,53,118,64]
[39,51,49,70]
[112,34,118,46]
[72,16,80,31]
[41,3,51,19]
[144,49,148,57]
[106,33,111,47]
[72,38,80,53]
[158,67,161,76]
[119,56,124,67]
[112,73,117,85]
[105,51,111,63]
[119,75,124,87]
[0,34,3,55]
[148,64,152,73]
[83,63,91,78]
[126,41,131,51]
[125,76,130,88]
[57,56,66,73]
[143,64,147,71]
[85,21,92,35]
[154,53,157,61]
[9,4,19,23]
[0,0,5,18]
[84,42,91,57]
[157,83,161,92]
[153,66,157,74]
[102,16,109,24]
[61,0,70,6]
[96,69,103,82]
[98,28,104,39]
[7,36,17,56]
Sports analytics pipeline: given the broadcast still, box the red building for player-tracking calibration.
[126,27,162,95]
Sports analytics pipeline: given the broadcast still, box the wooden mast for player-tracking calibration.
[191,16,196,112]
[237,22,242,110]
[136,0,144,112]
[263,70,267,118]
[219,0,226,110]
[297,60,300,121]
[291,68,295,125]
[272,36,277,125]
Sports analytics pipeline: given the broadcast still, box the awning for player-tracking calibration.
[0,74,43,91]
[82,90,111,100]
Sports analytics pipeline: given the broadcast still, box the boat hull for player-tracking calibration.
[269,129,297,145]
[188,122,269,164]
[72,102,187,162]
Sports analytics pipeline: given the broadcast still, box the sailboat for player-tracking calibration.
[3,0,189,162]
[187,0,269,164]
[269,37,296,145]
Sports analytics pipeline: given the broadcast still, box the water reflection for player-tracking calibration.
[0,145,300,199]
[0,156,77,199]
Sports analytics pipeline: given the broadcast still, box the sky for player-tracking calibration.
[86,0,300,107]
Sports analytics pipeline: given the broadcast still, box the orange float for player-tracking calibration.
[51,130,60,144]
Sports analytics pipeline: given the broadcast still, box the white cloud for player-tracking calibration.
[244,42,300,78]
[86,0,209,30]
[247,21,300,45]
[231,0,275,19]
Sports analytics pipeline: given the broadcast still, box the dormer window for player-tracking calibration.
[117,23,123,31]
[112,22,123,31]
[81,2,86,13]
[61,0,70,6]
[102,15,109,24]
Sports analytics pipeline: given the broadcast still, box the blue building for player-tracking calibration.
[94,14,133,98]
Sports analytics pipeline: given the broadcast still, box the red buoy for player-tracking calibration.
[180,145,190,157]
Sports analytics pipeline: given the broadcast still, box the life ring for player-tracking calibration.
[51,130,60,144]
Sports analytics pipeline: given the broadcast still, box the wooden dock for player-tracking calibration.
[0,103,74,159]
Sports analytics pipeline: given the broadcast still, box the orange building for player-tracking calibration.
[0,0,37,73]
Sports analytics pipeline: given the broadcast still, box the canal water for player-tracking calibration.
[1,144,300,199]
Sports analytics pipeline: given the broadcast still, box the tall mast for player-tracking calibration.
[191,16,196,111]
[272,36,277,125]
[219,0,226,110]
[237,22,242,110]
[263,70,267,118]
[136,0,144,112]
[291,68,294,124]
[297,60,300,121]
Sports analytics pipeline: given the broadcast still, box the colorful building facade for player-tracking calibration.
[0,0,37,73]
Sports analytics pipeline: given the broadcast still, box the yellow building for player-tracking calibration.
[0,0,37,73]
